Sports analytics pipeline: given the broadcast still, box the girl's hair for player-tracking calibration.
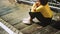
[39,0,48,6]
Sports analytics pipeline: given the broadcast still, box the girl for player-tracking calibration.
[23,0,53,26]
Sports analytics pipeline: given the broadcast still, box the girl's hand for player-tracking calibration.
[33,8,36,11]
[31,2,40,12]
[36,2,40,7]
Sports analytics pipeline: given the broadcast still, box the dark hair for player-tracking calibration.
[39,0,48,6]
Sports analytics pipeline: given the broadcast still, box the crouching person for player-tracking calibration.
[23,0,54,26]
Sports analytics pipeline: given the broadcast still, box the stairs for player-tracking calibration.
[0,0,60,34]
[0,27,9,34]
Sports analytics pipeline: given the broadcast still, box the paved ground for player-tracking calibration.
[0,0,60,34]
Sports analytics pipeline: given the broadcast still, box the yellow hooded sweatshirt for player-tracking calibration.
[31,3,53,18]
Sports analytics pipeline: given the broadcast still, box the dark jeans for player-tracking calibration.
[29,12,60,29]
[29,12,52,26]
[50,21,60,30]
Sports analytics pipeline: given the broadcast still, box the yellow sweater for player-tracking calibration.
[31,3,53,18]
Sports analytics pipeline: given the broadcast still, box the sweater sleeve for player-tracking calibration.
[31,3,37,10]
[31,3,37,12]
[36,5,43,12]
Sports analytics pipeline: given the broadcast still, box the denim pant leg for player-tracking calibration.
[29,12,36,19]
[35,12,52,26]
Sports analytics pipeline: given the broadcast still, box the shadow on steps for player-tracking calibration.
[36,20,60,30]
[50,21,60,30]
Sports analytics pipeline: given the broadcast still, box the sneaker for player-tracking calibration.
[22,17,34,25]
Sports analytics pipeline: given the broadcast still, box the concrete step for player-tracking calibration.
[0,3,31,32]
[0,27,9,34]
[54,31,60,34]
[1,10,29,25]
[20,24,43,34]
[0,18,23,34]
[0,0,19,16]
[14,23,30,30]
[0,4,30,25]
[32,25,58,34]
[0,5,18,16]
[0,7,18,16]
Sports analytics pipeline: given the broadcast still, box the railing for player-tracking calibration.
[16,0,60,13]
[17,0,60,7]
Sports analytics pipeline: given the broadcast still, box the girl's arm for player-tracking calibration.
[36,5,43,12]
[31,3,37,11]
[31,2,41,12]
